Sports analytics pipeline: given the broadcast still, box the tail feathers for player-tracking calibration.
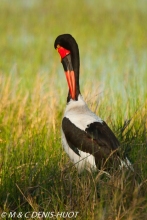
[119,157,134,172]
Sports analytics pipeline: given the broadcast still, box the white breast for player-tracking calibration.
[64,95,103,131]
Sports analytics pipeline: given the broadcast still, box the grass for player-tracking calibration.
[0,0,147,219]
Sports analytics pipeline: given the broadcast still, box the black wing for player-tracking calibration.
[62,117,120,168]
[85,121,119,150]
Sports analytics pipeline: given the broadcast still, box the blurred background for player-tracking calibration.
[1,0,146,91]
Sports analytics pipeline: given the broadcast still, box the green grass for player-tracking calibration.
[0,0,147,219]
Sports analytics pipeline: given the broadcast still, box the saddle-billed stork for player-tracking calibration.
[54,34,132,173]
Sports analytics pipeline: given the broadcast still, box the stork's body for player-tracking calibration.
[54,34,132,172]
